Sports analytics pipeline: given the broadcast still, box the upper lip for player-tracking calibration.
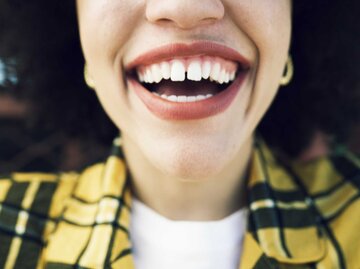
[125,41,251,72]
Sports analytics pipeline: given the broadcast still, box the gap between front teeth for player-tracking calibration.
[153,93,213,102]
[137,57,237,85]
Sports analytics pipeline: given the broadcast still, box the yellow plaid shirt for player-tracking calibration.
[0,137,360,269]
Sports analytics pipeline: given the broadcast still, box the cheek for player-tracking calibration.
[230,1,292,55]
[229,0,292,130]
[76,1,144,131]
[77,1,141,65]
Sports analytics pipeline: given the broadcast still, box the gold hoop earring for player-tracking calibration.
[84,64,95,89]
[280,56,294,86]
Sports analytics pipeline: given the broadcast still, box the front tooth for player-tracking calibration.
[210,63,221,82]
[171,60,186,81]
[187,61,202,81]
[160,62,171,80]
[202,61,211,79]
[151,64,162,83]
[177,96,187,102]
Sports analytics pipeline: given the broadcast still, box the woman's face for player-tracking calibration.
[76,0,292,179]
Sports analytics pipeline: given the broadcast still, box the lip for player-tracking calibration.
[125,41,250,121]
[129,72,247,120]
[126,41,251,70]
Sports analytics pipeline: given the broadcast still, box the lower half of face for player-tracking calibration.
[77,0,292,180]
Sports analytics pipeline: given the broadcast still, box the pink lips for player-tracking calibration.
[126,41,250,121]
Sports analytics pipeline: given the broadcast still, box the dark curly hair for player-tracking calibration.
[0,0,359,158]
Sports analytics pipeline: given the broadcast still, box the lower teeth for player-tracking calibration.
[153,93,213,102]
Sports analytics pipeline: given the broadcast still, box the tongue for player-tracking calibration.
[153,80,221,96]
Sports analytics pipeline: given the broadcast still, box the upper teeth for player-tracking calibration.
[137,57,237,85]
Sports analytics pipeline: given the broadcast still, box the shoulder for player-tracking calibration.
[0,161,111,268]
[292,147,360,268]
[250,140,360,267]
[291,145,360,198]
[0,161,110,221]
[0,171,79,217]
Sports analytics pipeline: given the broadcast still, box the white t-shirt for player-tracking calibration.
[130,198,248,269]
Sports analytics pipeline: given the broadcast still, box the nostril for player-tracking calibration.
[145,0,225,29]
[154,18,174,26]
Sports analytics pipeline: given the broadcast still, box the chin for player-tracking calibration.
[148,141,235,181]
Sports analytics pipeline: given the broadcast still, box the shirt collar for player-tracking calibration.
[46,135,333,268]
[117,136,328,266]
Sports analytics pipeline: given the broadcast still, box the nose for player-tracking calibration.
[146,0,225,29]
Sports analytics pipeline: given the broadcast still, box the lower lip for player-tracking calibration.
[129,73,247,121]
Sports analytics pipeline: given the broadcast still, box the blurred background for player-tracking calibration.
[0,61,111,173]
[0,98,111,173]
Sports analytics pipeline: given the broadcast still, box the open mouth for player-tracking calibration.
[126,56,247,102]
[125,42,250,120]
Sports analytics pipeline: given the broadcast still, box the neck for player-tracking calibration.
[122,135,254,221]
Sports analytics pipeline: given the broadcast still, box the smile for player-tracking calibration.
[126,42,250,120]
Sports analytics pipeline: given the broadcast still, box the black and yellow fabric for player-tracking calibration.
[0,136,360,269]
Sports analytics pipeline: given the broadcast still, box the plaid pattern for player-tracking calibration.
[0,136,359,269]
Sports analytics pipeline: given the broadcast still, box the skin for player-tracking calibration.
[76,0,292,220]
